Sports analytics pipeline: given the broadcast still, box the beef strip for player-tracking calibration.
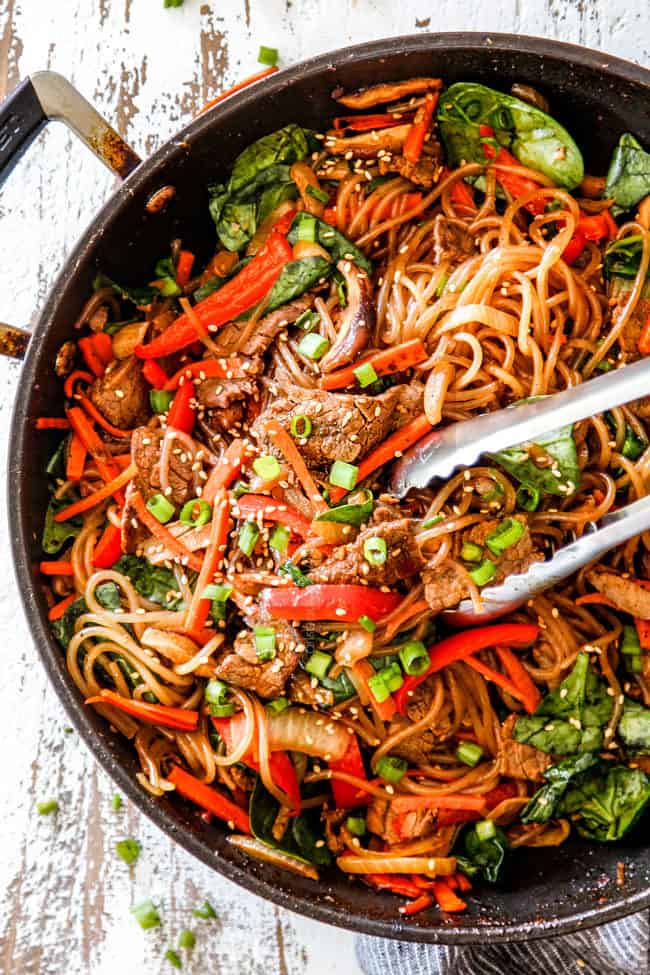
[610,293,650,362]
[385,715,438,765]
[120,481,148,555]
[213,622,302,698]
[131,425,194,507]
[586,568,650,619]
[89,355,149,429]
[432,214,475,266]
[423,559,470,614]
[216,298,313,357]
[466,514,543,585]
[366,798,437,845]
[287,670,335,709]
[335,77,442,111]
[310,518,423,587]
[497,715,551,782]
[252,383,410,469]
[378,151,442,188]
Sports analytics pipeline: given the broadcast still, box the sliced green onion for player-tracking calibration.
[305,650,333,680]
[205,678,228,706]
[345,816,366,837]
[354,361,379,388]
[258,44,279,66]
[622,624,642,656]
[295,309,320,331]
[516,484,541,511]
[192,899,217,920]
[146,493,175,524]
[177,929,196,949]
[254,625,277,661]
[115,838,141,865]
[329,460,358,491]
[367,672,391,703]
[238,519,260,556]
[130,898,161,930]
[267,697,289,715]
[159,277,181,298]
[626,655,644,673]
[306,184,329,204]
[210,702,236,717]
[456,742,484,767]
[315,489,373,526]
[295,214,317,242]
[203,583,233,603]
[622,425,646,460]
[461,541,483,563]
[398,640,429,676]
[475,819,497,842]
[290,414,312,438]
[37,798,59,816]
[179,498,212,526]
[232,480,250,499]
[253,455,281,481]
[298,331,330,360]
[435,274,448,297]
[279,560,313,587]
[269,523,290,556]
[485,517,525,556]
[419,514,444,531]
[358,614,377,633]
[469,559,496,587]
[164,949,182,970]
[375,755,407,784]
[363,536,387,566]
[112,794,123,812]
[378,661,403,693]
[150,389,173,414]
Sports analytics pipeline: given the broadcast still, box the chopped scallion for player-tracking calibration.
[204,678,235,717]
[367,672,391,703]
[485,517,525,555]
[375,755,407,784]
[358,614,377,633]
[150,390,173,414]
[353,361,379,388]
[363,535,387,566]
[146,493,175,524]
[345,815,366,837]
[461,541,483,563]
[329,460,358,491]
[112,794,123,812]
[419,514,444,531]
[36,798,59,816]
[130,898,161,930]
[178,928,196,949]
[516,484,541,511]
[306,184,329,204]
[238,519,260,557]
[253,455,281,481]
[469,559,496,587]
[398,640,429,676]
[305,650,333,680]
[179,498,212,526]
[269,523,290,555]
[267,697,289,715]
[456,742,484,767]
[192,899,217,920]
[475,819,497,842]
[115,838,141,865]
[295,213,317,242]
[298,331,329,360]
[254,625,277,661]
[164,949,182,970]
[258,45,279,66]
[295,309,320,331]
[290,414,312,439]
[377,661,403,693]
[622,624,642,656]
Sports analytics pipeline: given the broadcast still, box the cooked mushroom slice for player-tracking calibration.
[586,568,650,619]
[336,77,442,110]
[319,261,374,373]
[510,83,550,114]
[323,124,411,159]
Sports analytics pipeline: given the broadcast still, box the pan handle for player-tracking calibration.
[0,72,142,359]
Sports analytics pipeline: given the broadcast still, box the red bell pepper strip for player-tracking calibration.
[328,733,368,808]
[48,593,77,621]
[563,210,617,265]
[260,584,403,623]
[40,560,74,576]
[168,764,251,833]
[450,178,476,214]
[142,359,170,390]
[135,231,293,358]
[78,336,107,377]
[364,873,422,898]
[403,92,439,164]
[92,331,114,366]
[235,494,313,539]
[175,249,195,287]
[638,311,650,357]
[495,645,542,714]
[167,379,196,434]
[164,356,251,391]
[271,207,298,236]
[64,369,94,400]
[463,655,530,705]
[85,688,199,731]
[394,622,539,715]
[562,229,586,265]
[92,522,123,569]
[390,795,487,814]
[479,124,545,215]
[319,339,428,391]
[36,417,71,430]
[436,781,518,827]
[333,113,411,132]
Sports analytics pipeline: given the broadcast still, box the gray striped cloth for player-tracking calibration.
[356,912,649,974]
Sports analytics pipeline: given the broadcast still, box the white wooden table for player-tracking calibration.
[0,2,645,972]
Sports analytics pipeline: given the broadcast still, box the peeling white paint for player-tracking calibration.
[0,1,646,972]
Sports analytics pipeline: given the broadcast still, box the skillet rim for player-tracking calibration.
[9,31,650,943]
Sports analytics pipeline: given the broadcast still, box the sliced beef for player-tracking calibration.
[89,355,149,429]
[371,501,403,524]
[423,559,469,614]
[395,381,425,427]
[610,293,650,362]
[378,152,441,188]
[287,670,335,708]
[386,715,437,765]
[498,715,551,782]
[213,622,301,698]
[310,518,423,587]
[120,481,148,555]
[585,568,650,620]
[366,798,436,845]
[216,298,313,357]
[336,77,442,111]
[432,215,475,266]
[131,425,194,507]
[466,514,543,585]
[252,383,409,469]
[196,368,260,437]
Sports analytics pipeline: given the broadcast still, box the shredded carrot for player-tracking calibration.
[85,688,199,732]
[203,439,249,503]
[575,592,618,608]
[66,433,87,481]
[78,336,108,377]
[113,454,133,470]
[129,491,203,573]
[168,764,251,833]
[400,892,434,915]
[464,655,528,705]
[403,92,439,164]
[495,646,541,715]
[455,872,472,892]
[40,560,74,576]
[390,795,487,814]
[65,407,122,487]
[64,369,94,400]
[197,66,279,115]
[431,879,467,913]
[36,417,71,430]
[319,339,428,391]
[54,463,137,522]
[184,490,231,634]
[262,418,328,514]
[77,394,133,439]
[164,357,249,391]
[48,593,77,621]
[329,413,432,503]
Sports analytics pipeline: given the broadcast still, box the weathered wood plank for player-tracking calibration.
[0,1,645,971]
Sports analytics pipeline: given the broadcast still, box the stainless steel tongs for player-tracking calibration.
[389,358,650,624]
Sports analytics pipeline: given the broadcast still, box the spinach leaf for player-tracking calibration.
[249,777,331,867]
[605,133,650,214]
[437,83,584,190]
[320,668,356,704]
[42,496,83,556]
[457,823,509,883]
[266,257,332,312]
[521,752,600,824]
[278,560,313,587]
[487,398,580,497]
[46,437,68,479]
[113,555,183,610]
[288,213,373,275]
[513,652,613,755]
[93,272,158,306]
[618,698,650,752]
[561,763,650,842]
[229,126,312,196]
[603,235,650,282]
[51,582,121,647]
[211,198,259,252]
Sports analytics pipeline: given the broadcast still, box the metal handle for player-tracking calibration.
[391,358,650,496]
[0,71,142,359]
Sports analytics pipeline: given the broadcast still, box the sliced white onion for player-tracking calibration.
[269,708,350,762]
[227,835,319,880]
[336,854,456,876]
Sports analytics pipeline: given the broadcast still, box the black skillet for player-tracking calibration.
[3,33,650,943]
